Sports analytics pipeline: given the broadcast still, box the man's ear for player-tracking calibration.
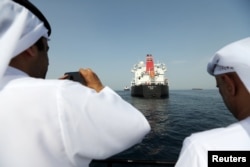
[25,45,37,57]
[221,74,236,96]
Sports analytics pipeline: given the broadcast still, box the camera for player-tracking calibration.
[64,72,86,84]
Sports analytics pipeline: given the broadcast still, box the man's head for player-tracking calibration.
[0,0,51,78]
[207,37,250,120]
[10,37,49,78]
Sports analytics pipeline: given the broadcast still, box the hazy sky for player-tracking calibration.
[31,0,250,90]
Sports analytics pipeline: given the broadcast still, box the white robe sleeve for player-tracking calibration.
[175,137,207,167]
[57,81,150,166]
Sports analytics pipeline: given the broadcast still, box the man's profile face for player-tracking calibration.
[32,38,49,79]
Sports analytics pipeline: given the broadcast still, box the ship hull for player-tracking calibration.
[131,84,169,98]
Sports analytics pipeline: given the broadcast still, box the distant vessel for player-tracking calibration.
[130,54,169,98]
[192,88,203,90]
[124,86,130,91]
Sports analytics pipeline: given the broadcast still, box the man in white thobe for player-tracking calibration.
[0,0,151,166]
[175,37,250,167]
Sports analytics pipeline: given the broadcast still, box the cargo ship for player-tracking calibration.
[130,54,169,98]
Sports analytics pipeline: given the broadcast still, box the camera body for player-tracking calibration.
[64,72,86,84]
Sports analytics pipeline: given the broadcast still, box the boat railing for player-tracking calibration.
[91,159,176,167]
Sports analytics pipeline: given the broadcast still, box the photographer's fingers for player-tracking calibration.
[79,68,104,92]
[58,75,68,80]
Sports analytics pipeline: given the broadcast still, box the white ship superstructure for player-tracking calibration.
[131,61,167,86]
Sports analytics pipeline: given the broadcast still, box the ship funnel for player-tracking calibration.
[146,54,155,78]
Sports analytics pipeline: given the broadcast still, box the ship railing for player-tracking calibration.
[142,82,165,85]
[91,159,176,167]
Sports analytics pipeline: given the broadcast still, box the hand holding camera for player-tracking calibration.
[64,68,104,92]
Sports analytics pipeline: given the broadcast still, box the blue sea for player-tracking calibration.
[90,89,237,166]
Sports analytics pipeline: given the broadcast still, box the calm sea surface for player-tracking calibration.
[91,89,237,166]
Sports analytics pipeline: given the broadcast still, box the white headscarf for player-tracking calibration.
[0,0,48,79]
[207,37,250,92]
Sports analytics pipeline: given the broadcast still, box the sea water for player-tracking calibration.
[90,89,237,166]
